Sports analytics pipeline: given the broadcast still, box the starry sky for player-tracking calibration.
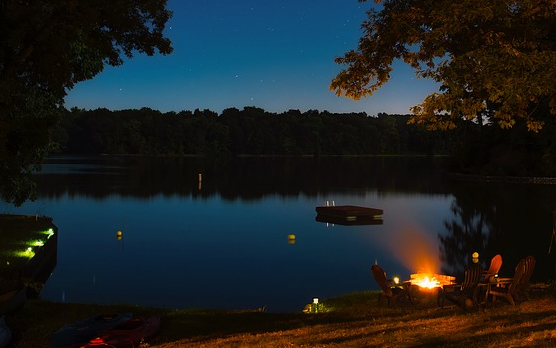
[63,0,439,116]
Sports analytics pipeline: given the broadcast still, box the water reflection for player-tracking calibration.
[1,156,555,311]
[440,178,556,282]
[36,156,449,200]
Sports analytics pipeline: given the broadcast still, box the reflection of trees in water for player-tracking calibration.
[34,156,449,200]
[439,179,556,282]
[33,156,556,281]
[439,197,496,279]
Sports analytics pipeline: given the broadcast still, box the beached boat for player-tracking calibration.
[0,287,26,316]
[0,316,11,348]
[50,312,133,346]
[81,315,161,348]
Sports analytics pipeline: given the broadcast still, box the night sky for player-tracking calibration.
[64,0,439,115]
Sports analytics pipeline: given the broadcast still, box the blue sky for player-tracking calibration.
[64,0,439,115]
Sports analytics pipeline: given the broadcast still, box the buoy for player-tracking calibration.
[117,231,122,240]
[287,234,296,244]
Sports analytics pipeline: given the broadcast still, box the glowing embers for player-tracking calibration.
[410,273,455,289]
[407,273,455,307]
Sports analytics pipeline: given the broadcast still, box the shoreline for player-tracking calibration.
[4,289,556,347]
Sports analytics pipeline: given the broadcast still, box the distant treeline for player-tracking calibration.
[54,107,456,156]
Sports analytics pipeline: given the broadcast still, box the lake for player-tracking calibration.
[2,156,555,312]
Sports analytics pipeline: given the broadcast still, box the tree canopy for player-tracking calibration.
[0,0,172,205]
[56,107,453,158]
[331,0,556,132]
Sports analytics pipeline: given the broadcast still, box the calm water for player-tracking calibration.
[2,156,556,312]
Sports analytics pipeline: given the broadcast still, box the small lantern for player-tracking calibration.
[312,297,320,313]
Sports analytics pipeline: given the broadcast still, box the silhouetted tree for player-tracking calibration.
[331,0,556,132]
[0,0,172,205]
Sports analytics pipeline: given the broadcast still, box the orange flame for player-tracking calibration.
[412,275,441,289]
[410,273,455,289]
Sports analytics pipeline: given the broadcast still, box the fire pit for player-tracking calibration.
[409,273,455,288]
[408,273,456,306]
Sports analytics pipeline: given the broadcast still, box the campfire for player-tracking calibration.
[407,273,456,307]
[409,273,455,289]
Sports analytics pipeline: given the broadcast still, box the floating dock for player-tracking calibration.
[315,205,383,226]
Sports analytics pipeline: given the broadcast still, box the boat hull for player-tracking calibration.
[50,312,133,346]
[81,315,161,348]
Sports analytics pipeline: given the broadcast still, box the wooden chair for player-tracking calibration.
[370,264,413,307]
[483,254,503,282]
[520,255,536,299]
[489,256,535,306]
[479,254,503,303]
[439,263,482,309]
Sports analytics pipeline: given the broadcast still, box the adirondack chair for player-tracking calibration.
[480,254,503,303]
[489,256,536,306]
[482,254,503,282]
[519,255,536,300]
[371,264,413,307]
[439,263,482,309]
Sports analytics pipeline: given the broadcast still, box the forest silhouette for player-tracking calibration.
[54,106,556,178]
[57,107,453,156]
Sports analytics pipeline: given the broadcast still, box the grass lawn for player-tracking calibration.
[3,289,556,347]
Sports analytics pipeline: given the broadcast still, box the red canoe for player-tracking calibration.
[81,315,161,348]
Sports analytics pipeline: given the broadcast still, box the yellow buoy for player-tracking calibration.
[287,234,296,244]
[117,231,122,238]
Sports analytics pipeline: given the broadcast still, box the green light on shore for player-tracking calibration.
[44,228,55,239]
[12,247,36,259]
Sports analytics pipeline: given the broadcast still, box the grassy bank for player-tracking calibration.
[3,290,556,347]
[0,214,56,279]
